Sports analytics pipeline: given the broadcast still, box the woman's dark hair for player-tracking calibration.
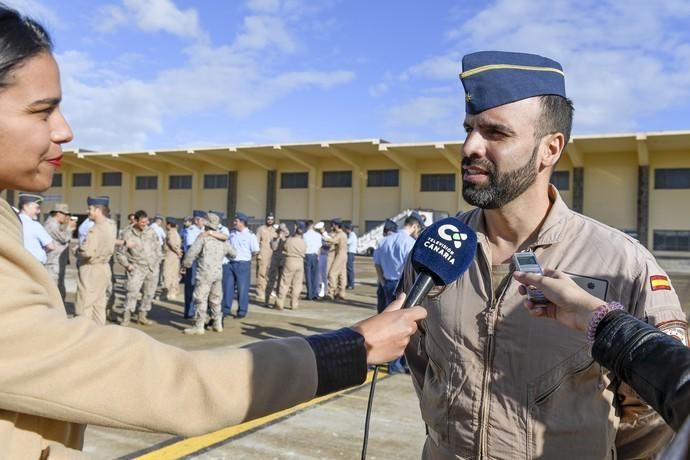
[0,3,52,90]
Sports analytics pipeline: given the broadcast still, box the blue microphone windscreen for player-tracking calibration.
[410,217,477,286]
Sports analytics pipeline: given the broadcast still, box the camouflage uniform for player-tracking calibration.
[162,227,182,299]
[265,226,288,304]
[183,214,236,334]
[116,225,162,325]
[43,215,73,301]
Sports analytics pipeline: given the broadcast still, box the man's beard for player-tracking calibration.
[462,143,539,209]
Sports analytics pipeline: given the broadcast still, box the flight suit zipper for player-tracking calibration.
[477,244,513,458]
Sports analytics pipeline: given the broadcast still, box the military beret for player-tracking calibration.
[166,216,178,225]
[18,193,43,208]
[383,219,398,233]
[87,196,109,207]
[192,209,207,219]
[234,211,249,223]
[460,51,566,114]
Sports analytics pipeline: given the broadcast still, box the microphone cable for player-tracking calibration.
[361,364,380,460]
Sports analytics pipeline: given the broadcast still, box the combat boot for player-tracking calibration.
[211,318,223,333]
[121,310,131,326]
[138,311,153,326]
[183,320,205,335]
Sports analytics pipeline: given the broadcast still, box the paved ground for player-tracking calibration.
[61,257,690,459]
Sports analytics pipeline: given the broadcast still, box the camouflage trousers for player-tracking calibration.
[193,275,223,324]
[124,265,159,313]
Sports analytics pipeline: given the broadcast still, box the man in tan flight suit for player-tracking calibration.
[326,218,348,300]
[275,221,307,310]
[43,203,75,302]
[400,50,688,459]
[255,212,275,300]
[117,209,163,326]
[74,196,116,325]
[162,217,182,300]
[182,213,236,334]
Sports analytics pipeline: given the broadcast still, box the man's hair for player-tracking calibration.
[404,216,422,227]
[134,210,147,221]
[93,204,109,217]
[535,95,574,145]
[305,219,313,227]
[127,213,135,220]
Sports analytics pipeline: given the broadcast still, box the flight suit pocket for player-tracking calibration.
[527,348,615,459]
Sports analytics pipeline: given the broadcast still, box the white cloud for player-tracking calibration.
[234,15,297,53]
[369,82,389,97]
[383,0,690,135]
[95,0,208,42]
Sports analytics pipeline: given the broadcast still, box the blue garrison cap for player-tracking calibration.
[234,211,249,223]
[192,209,207,219]
[18,193,43,207]
[460,51,566,114]
[383,219,397,233]
[166,216,178,225]
[295,221,306,233]
[87,196,109,207]
[330,218,342,226]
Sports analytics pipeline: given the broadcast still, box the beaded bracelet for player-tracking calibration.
[586,301,624,344]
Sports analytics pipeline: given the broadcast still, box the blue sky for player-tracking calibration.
[9,0,690,151]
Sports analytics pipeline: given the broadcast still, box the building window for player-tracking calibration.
[550,171,570,191]
[365,220,384,233]
[421,173,455,192]
[51,173,62,188]
[654,230,690,251]
[655,168,690,189]
[169,175,192,190]
[367,169,399,187]
[136,176,158,190]
[204,174,228,189]
[72,173,91,187]
[281,172,309,189]
[323,171,352,188]
[102,172,122,186]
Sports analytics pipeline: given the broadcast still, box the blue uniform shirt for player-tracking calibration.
[303,229,322,255]
[229,228,259,261]
[78,218,94,245]
[184,225,202,252]
[347,231,358,253]
[20,213,53,264]
[373,230,415,281]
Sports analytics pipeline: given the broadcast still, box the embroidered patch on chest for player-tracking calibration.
[650,275,672,291]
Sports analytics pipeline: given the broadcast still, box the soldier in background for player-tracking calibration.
[326,218,348,300]
[182,213,236,335]
[74,197,116,324]
[302,220,321,301]
[254,213,275,301]
[18,193,54,264]
[43,203,75,301]
[375,219,398,313]
[275,222,306,310]
[182,210,207,318]
[162,217,182,300]
[344,222,358,290]
[265,222,289,305]
[315,221,330,298]
[117,210,163,326]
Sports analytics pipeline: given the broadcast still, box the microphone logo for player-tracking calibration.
[438,224,468,249]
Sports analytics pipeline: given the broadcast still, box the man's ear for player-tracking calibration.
[541,132,565,168]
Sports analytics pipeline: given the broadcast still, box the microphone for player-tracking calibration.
[402,216,478,309]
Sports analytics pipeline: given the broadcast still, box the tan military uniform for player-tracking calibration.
[116,225,162,315]
[162,228,182,299]
[43,216,72,301]
[183,233,236,326]
[327,229,348,299]
[255,224,275,299]
[401,186,686,459]
[0,198,320,459]
[275,235,306,310]
[74,220,116,325]
[265,233,287,302]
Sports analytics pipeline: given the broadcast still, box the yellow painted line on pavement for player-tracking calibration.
[136,369,383,459]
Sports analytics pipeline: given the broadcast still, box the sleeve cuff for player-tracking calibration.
[304,328,367,396]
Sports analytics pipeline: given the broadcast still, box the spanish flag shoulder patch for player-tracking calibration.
[650,275,672,291]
